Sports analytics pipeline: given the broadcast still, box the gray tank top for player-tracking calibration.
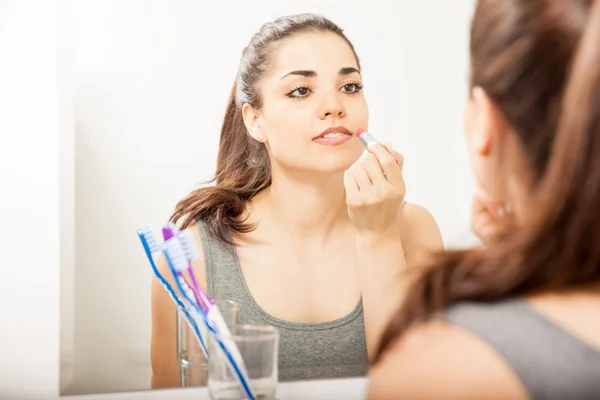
[196,219,368,381]
[444,298,600,400]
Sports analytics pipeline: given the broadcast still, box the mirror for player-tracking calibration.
[60,0,477,396]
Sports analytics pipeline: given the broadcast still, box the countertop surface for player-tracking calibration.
[62,377,369,400]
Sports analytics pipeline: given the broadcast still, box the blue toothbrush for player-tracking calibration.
[137,226,208,357]
[162,233,257,400]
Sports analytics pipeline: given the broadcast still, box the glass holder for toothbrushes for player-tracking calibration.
[177,299,240,387]
[208,324,280,400]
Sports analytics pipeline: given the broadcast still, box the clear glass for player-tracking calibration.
[208,325,280,400]
[177,299,240,386]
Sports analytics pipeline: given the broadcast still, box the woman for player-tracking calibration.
[150,13,442,387]
[368,1,600,399]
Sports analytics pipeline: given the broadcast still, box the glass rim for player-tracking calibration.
[211,324,279,342]
[213,298,240,309]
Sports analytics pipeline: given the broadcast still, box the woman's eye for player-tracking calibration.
[342,83,362,93]
[287,86,310,98]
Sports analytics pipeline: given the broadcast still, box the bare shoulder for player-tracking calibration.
[367,320,529,400]
[398,202,444,267]
[398,202,440,236]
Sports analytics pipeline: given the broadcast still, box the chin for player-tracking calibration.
[311,152,362,173]
[276,146,364,175]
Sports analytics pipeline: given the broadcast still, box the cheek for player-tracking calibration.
[264,100,311,131]
[261,113,312,161]
[463,101,487,189]
[463,100,474,139]
[466,138,496,196]
[463,102,478,161]
[349,97,369,128]
[261,103,304,139]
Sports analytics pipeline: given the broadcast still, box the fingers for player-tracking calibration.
[343,169,360,197]
[351,161,372,190]
[476,224,500,243]
[365,143,404,187]
[384,142,405,166]
[471,211,493,235]
[471,188,517,245]
[367,144,400,180]
[360,153,388,187]
[473,188,510,219]
[471,209,503,244]
[346,140,405,209]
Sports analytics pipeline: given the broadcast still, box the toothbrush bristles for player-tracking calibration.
[141,226,160,253]
[178,230,199,262]
[165,238,189,272]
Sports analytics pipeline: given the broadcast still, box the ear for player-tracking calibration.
[470,87,504,156]
[242,103,266,143]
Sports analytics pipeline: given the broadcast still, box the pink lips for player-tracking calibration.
[313,126,352,146]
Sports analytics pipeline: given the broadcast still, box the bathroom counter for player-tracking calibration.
[62,377,368,400]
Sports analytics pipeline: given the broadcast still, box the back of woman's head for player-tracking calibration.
[470,0,591,180]
[170,14,359,244]
[375,0,600,362]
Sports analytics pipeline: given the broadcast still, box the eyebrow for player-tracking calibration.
[280,67,360,80]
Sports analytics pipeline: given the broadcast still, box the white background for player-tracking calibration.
[0,0,476,398]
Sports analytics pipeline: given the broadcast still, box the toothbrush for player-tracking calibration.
[162,223,215,313]
[137,226,208,357]
[161,224,209,312]
[162,225,254,384]
[162,235,256,400]
[177,231,255,382]
[175,230,243,360]
[177,230,214,312]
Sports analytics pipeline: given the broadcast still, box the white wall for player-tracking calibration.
[65,0,477,395]
[0,0,67,398]
[60,0,76,393]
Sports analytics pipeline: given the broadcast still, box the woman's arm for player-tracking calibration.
[344,143,443,358]
[356,202,443,358]
[150,225,207,388]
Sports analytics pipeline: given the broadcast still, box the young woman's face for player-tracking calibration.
[245,31,368,174]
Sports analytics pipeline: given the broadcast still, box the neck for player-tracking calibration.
[250,168,350,240]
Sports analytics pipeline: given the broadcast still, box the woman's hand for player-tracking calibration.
[344,143,405,238]
[471,188,516,246]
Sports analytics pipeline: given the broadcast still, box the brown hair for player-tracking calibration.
[374,0,600,362]
[170,13,360,245]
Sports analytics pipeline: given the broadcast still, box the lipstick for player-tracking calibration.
[356,128,399,164]
[356,128,379,148]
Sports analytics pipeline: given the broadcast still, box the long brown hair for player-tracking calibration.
[170,14,360,245]
[374,0,600,362]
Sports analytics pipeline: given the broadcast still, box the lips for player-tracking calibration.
[313,126,352,140]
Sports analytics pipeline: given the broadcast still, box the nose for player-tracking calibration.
[319,92,346,120]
